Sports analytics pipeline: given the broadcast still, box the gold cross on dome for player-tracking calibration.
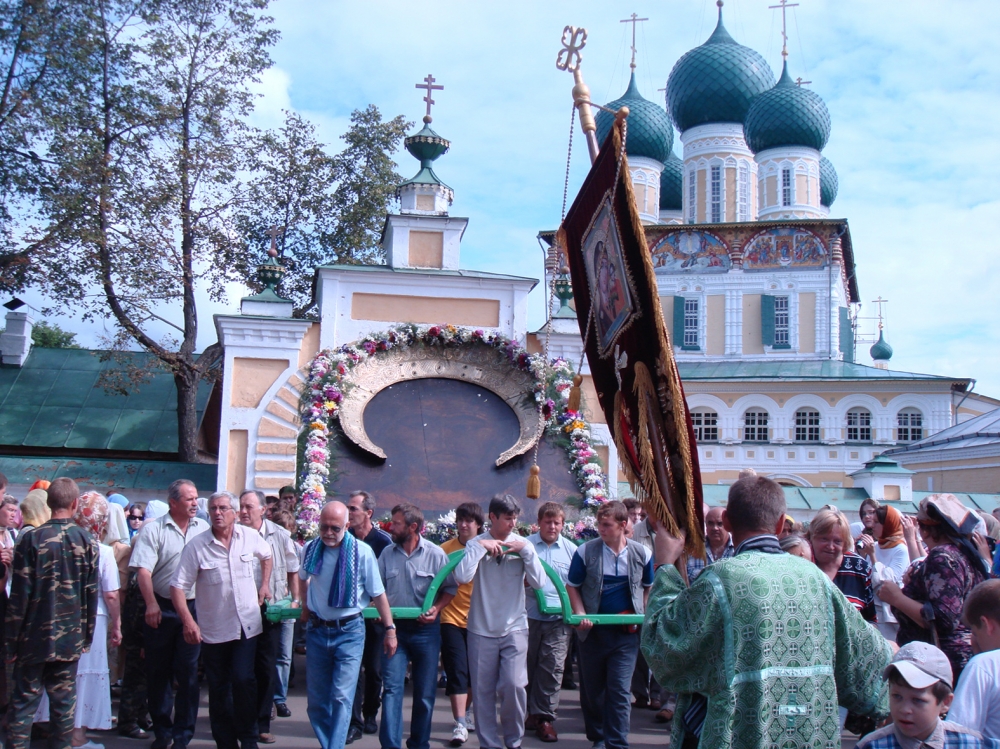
[872,296,889,330]
[768,0,799,59]
[619,13,648,70]
[266,225,284,257]
[415,74,444,122]
[795,77,812,87]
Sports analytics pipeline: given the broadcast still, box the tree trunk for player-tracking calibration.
[174,367,200,463]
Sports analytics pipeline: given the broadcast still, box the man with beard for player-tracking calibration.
[377,503,455,749]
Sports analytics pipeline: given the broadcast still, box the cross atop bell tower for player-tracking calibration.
[415,74,444,123]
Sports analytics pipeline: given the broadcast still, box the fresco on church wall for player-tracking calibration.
[743,227,827,271]
[649,231,731,273]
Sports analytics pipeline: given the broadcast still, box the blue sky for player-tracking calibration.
[33,1,1000,396]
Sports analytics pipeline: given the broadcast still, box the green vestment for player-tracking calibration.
[641,551,891,749]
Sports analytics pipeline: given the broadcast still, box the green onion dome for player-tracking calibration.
[820,156,838,207]
[659,152,684,211]
[595,72,674,164]
[666,6,775,132]
[744,61,831,153]
[870,330,893,361]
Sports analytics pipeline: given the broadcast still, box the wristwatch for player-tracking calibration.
[384,624,396,631]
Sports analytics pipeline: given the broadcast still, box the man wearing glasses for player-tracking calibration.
[171,491,273,749]
[300,501,395,749]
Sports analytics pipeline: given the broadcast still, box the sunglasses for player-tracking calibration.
[319,524,344,534]
[128,515,144,521]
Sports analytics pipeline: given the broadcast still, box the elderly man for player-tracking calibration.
[5,477,98,749]
[300,501,395,749]
[129,479,208,749]
[172,491,272,749]
[686,506,733,583]
[643,475,892,749]
[378,503,455,749]
[346,490,392,741]
[454,495,546,749]
[239,490,301,742]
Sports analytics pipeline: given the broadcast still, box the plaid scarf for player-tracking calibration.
[302,531,359,609]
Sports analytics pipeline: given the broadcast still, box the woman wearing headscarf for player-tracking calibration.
[19,489,51,530]
[878,494,990,685]
[34,491,122,747]
[859,505,911,642]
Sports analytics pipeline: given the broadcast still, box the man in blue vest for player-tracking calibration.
[566,501,653,749]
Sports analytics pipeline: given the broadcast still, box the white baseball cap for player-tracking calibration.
[884,642,953,689]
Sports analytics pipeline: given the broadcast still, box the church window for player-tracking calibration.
[774,296,789,346]
[688,170,696,223]
[691,409,718,442]
[683,298,699,348]
[743,409,769,442]
[847,408,872,442]
[897,409,924,442]
[782,167,793,206]
[795,408,821,442]
[710,165,722,222]
[738,162,749,221]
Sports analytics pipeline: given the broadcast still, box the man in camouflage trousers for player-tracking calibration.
[117,570,151,738]
[4,477,99,749]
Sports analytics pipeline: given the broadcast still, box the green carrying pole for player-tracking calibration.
[267,546,645,626]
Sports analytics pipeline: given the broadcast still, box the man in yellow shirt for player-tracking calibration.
[439,502,483,746]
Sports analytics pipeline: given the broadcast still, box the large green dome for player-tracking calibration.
[666,8,774,132]
[820,156,838,207]
[744,61,831,153]
[595,72,674,164]
[659,152,683,211]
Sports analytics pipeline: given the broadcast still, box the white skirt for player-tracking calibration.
[34,613,112,730]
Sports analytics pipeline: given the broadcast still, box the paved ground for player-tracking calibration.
[52,652,862,749]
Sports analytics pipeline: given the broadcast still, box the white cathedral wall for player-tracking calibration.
[680,123,758,224]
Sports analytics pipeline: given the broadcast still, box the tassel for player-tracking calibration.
[526,465,541,499]
[567,375,583,413]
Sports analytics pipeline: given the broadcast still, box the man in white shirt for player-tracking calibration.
[524,502,576,743]
[239,490,301,743]
[949,579,1000,739]
[171,491,273,749]
[454,495,546,749]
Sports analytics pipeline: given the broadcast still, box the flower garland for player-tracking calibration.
[297,323,608,539]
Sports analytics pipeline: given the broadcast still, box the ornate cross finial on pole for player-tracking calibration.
[620,13,649,71]
[556,25,600,163]
[415,74,444,124]
[768,0,799,59]
[266,225,284,258]
[872,296,889,329]
[795,76,812,87]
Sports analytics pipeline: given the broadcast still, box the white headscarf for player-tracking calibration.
[104,502,130,545]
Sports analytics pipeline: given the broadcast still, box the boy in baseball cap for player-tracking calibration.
[856,642,999,748]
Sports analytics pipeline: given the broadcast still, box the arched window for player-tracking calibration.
[743,409,769,442]
[897,409,924,442]
[738,162,750,221]
[782,167,793,206]
[691,408,718,443]
[710,164,722,222]
[846,408,872,442]
[687,170,697,223]
[794,408,821,442]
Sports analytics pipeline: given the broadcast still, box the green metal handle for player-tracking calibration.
[264,597,302,622]
[534,558,644,626]
[363,550,465,620]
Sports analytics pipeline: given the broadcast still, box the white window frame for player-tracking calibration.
[897,409,924,442]
[687,169,697,223]
[710,164,722,223]
[738,161,749,221]
[846,408,872,443]
[781,167,793,207]
[774,295,790,347]
[683,297,699,348]
[743,409,769,442]
[794,408,821,443]
[691,409,719,443]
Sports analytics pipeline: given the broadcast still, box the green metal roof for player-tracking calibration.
[400,122,451,190]
[317,263,538,288]
[820,157,838,207]
[676,360,966,384]
[595,72,674,164]
[0,454,216,491]
[849,454,914,477]
[666,6,775,131]
[743,61,831,154]
[0,347,212,454]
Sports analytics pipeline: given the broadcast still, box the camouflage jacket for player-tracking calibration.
[5,519,99,664]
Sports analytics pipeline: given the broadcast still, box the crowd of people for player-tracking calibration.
[1,472,1000,749]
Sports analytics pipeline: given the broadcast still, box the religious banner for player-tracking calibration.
[558,118,705,557]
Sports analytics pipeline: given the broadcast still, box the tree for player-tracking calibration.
[31,320,80,348]
[234,106,410,313]
[35,0,278,462]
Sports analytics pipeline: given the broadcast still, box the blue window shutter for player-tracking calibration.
[673,296,685,346]
[839,306,854,363]
[761,295,775,347]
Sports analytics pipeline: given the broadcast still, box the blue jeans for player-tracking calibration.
[306,616,365,749]
[273,619,295,705]
[379,622,441,749]
[578,627,640,749]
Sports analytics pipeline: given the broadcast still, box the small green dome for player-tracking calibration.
[820,156,838,207]
[400,121,452,190]
[659,152,683,211]
[744,61,831,153]
[595,73,674,164]
[666,7,774,132]
[870,330,893,361]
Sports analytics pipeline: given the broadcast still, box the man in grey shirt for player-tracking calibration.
[454,495,545,749]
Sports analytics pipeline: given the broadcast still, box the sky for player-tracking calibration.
[26,0,1000,396]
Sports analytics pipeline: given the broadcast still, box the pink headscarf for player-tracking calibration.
[74,491,110,541]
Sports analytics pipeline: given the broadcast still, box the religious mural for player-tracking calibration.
[743,227,827,271]
[582,196,636,357]
[649,231,731,273]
